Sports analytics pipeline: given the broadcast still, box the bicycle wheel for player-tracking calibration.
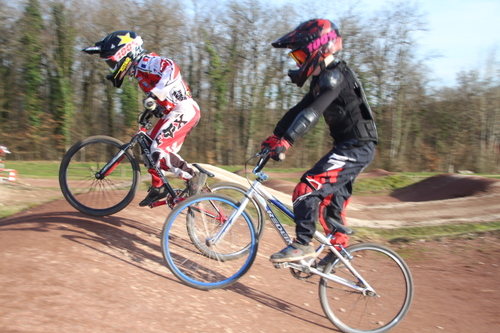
[59,135,140,216]
[319,243,413,333]
[209,181,265,239]
[161,193,258,290]
[186,191,257,261]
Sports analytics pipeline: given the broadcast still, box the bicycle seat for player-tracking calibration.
[326,217,354,235]
[192,163,215,178]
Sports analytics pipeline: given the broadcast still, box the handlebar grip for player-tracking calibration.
[145,100,156,110]
[252,149,286,174]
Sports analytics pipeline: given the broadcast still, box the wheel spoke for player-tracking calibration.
[161,193,258,290]
[319,243,413,333]
[59,136,139,216]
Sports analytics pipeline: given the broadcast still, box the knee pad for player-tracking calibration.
[292,181,313,202]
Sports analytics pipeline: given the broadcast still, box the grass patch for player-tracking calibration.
[217,165,245,173]
[353,174,418,195]
[351,222,500,244]
[3,161,61,179]
[399,172,440,179]
[0,205,25,219]
[0,200,60,219]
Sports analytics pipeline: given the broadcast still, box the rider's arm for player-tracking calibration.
[282,68,344,144]
[149,58,182,101]
[273,92,315,138]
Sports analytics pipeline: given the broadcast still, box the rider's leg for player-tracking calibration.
[319,187,352,249]
[269,140,375,262]
[139,101,201,206]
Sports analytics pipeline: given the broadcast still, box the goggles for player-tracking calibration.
[289,48,308,66]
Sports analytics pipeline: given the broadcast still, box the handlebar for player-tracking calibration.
[253,149,271,174]
[252,148,286,174]
[138,109,153,127]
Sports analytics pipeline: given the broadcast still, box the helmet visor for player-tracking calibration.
[289,49,308,66]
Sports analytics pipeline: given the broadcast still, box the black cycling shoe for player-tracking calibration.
[139,186,167,207]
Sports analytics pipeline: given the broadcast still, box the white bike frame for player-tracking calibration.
[210,160,376,295]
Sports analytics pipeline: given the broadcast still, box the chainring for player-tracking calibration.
[290,267,315,281]
[165,188,186,208]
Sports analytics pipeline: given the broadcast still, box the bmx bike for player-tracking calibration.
[58,109,265,237]
[160,149,413,333]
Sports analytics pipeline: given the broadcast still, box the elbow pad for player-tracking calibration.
[283,107,320,144]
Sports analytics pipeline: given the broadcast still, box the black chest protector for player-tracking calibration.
[312,61,378,144]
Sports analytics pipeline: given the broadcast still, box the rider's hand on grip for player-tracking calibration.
[270,143,289,161]
[260,134,290,161]
[261,134,280,151]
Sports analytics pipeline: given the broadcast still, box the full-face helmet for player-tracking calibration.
[83,30,145,88]
[272,19,342,87]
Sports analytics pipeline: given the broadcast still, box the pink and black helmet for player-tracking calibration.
[272,19,343,87]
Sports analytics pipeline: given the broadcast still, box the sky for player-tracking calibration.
[364,0,500,87]
[269,0,500,87]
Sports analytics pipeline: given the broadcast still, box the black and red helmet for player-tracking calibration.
[272,19,342,87]
[83,30,145,88]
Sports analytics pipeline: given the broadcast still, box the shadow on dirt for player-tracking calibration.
[0,208,337,330]
[0,211,173,279]
[227,282,335,330]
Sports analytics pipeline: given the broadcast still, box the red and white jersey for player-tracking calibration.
[133,53,192,112]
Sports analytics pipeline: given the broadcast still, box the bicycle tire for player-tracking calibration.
[161,193,258,290]
[209,181,265,239]
[186,192,256,261]
[319,243,413,333]
[59,135,140,216]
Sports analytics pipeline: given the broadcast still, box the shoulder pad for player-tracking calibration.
[318,68,343,90]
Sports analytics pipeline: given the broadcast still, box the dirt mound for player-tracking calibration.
[358,168,398,178]
[227,169,500,205]
[391,174,500,202]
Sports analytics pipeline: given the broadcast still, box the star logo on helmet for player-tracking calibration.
[118,33,134,46]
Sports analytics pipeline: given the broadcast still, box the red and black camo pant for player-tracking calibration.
[292,139,376,247]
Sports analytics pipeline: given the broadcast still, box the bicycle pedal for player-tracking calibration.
[272,262,289,269]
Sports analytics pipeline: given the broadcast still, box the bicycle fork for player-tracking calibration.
[206,195,253,246]
[95,143,130,180]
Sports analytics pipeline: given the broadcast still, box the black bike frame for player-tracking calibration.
[94,117,179,199]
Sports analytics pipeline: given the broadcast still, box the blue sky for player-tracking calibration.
[269,0,500,87]
[365,0,500,87]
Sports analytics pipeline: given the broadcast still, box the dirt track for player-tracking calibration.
[1,171,500,332]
